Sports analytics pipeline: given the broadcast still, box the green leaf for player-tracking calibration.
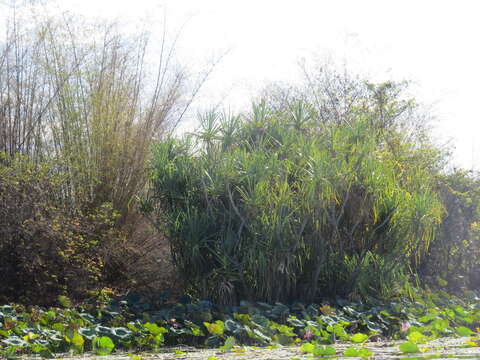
[191,327,203,336]
[71,332,84,347]
[313,345,336,356]
[344,346,360,356]
[92,336,115,355]
[94,325,113,336]
[143,323,167,336]
[71,331,84,353]
[456,326,474,337]
[224,319,242,334]
[351,333,368,343]
[399,341,420,353]
[78,327,96,340]
[407,331,427,344]
[79,313,95,324]
[287,317,305,327]
[204,320,225,335]
[300,342,315,353]
[357,347,373,356]
[128,355,142,360]
[418,315,435,323]
[111,327,132,339]
[2,336,26,346]
[344,346,373,357]
[275,334,294,345]
[58,296,72,308]
[252,328,271,343]
[31,344,45,353]
[219,336,235,351]
[153,333,165,347]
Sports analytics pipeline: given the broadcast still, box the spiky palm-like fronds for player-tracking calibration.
[147,97,443,303]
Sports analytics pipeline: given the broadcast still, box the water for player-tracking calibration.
[21,337,480,360]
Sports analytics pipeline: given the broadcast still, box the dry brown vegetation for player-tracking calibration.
[0,3,210,303]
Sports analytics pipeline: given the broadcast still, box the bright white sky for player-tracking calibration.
[3,0,480,170]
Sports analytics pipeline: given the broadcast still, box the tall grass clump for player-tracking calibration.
[0,4,209,215]
[146,77,444,303]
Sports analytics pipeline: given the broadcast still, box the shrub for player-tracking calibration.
[420,170,480,291]
[0,154,122,304]
[145,93,443,303]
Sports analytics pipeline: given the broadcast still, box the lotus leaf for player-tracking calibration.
[92,336,115,355]
[2,336,26,346]
[111,327,132,339]
[399,341,420,353]
[79,327,97,340]
[351,332,368,343]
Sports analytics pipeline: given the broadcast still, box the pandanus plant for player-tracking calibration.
[146,95,443,303]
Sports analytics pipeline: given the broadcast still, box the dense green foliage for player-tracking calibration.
[146,86,444,302]
[421,171,480,291]
[1,291,480,357]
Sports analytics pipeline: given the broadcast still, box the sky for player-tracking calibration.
[2,0,480,170]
